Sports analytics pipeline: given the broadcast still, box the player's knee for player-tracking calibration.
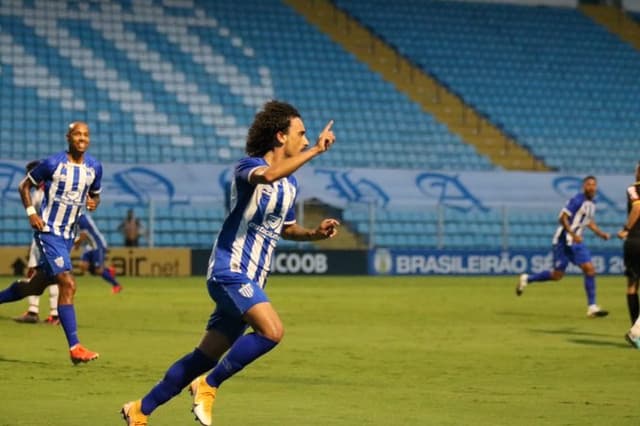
[57,276,77,294]
[551,271,564,280]
[262,323,284,343]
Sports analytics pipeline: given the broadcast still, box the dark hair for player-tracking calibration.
[583,175,597,183]
[25,160,39,173]
[245,100,300,157]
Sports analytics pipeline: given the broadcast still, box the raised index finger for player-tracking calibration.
[321,120,334,133]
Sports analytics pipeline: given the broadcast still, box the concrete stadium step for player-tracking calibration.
[284,0,550,172]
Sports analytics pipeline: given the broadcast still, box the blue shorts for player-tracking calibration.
[34,232,74,278]
[206,278,270,343]
[552,242,592,271]
[82,249,105,272]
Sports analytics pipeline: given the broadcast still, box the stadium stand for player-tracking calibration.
[0,0,632,250]
[334,0,640,174]
[0,0,494,170]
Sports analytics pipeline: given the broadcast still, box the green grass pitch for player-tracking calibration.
[0,274,636,425]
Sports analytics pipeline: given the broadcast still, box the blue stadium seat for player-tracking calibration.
[0,0,493,172]
[335,0,640,174]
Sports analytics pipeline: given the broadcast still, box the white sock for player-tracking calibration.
[48,285,59,316]
[27,295,40,314]
[630,317,640,337]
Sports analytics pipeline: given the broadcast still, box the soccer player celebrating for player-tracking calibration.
[516,176,611,317]
[0,121,102,363]
[619,163,640,347]
[121,101,339,425]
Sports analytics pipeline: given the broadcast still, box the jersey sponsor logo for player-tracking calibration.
[238,283,254,298]
[54,256,64,268]
[58,190,83,206]
[248,222,280,240]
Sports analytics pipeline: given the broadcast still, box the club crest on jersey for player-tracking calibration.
[54,256,64,267]
[86,167,95,180]
[238,283,254,298]
[266,213,282,230]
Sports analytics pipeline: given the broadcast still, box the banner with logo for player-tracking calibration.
[191,249,367,276]
[0,160,632,213]
[369,248,625,276]
[0,247,191,277]
[103,248,191,277]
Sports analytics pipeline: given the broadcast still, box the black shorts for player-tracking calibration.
[124,238,139,247]
[623,238,640,281]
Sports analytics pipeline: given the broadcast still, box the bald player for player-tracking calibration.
[0,121,103,364]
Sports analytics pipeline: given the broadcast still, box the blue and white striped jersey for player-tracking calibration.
[552,193,596,246]
[76,214,108,251]
[207,157,298,288]
[28,151,102,240]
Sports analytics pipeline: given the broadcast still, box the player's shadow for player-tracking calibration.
[566,338,630,348]
[529,327,610,337]
[0,356,50,366]
[529,327,630,348]
[497,310,569,320]
[0,314,14,321]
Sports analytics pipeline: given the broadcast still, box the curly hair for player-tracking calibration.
[245,100,301,157]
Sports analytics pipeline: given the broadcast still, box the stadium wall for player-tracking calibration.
[0,247,625,277]
[369,249,624,276]
[0,160,631,211]
[0,247,191,277]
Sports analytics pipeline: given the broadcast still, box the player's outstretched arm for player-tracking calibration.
[314,120,336,153]
[281,218,340,241]
[251,120,336,185]
[587,222,610,240]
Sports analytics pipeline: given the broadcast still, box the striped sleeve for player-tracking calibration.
[235,157,266,183]
[27,154,57,185]
[89,160,103,195]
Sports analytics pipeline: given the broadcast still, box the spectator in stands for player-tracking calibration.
[516,176,611,318]
[13,160,59,325]
[74,213,123,294]
[121,100,339,426]
[118,209,145,247]
[0,121,102,364]
[619,163,640,348]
